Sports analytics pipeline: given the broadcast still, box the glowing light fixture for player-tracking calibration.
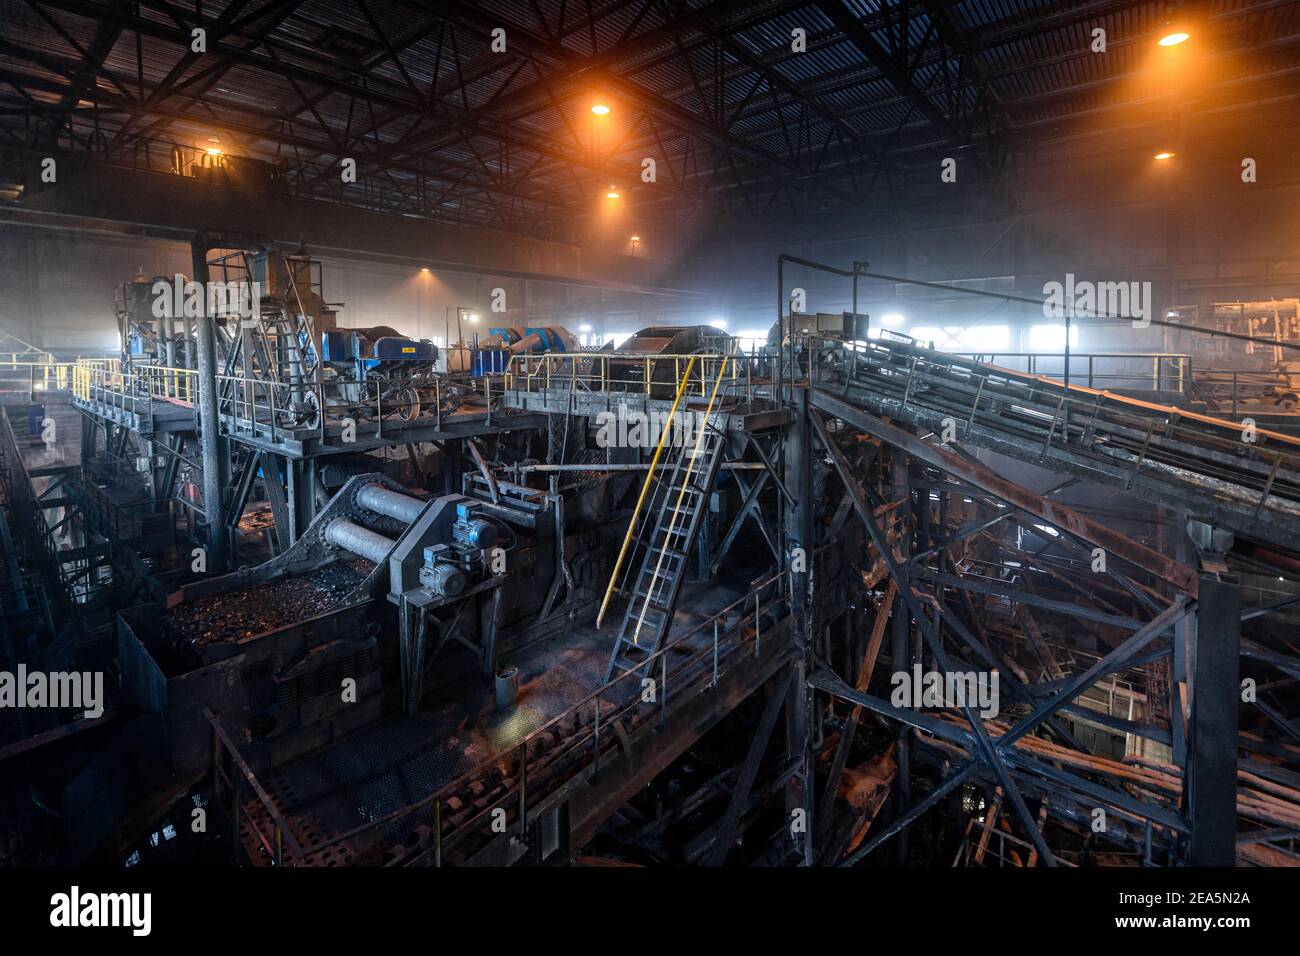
[629,235,641,242]
[606,189,620,199]
[591,103,611,115]
[467,312,479,323]
[1158,30,1189,47]
[205,147,223,157]
[579,323,593,333]
[881,313,905,326]
[709,318,727,329]
[1154,151,1175,160]
[420,267,430,273]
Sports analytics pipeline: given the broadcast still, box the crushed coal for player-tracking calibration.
[166,558,376,649]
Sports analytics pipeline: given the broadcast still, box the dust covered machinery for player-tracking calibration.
[321,326,440,421]
[485,325,577,354]
[615,324,729,355]
[115,273,186,373]
[246,250,338,334]
[115,470,599,772]
[765,311,871,378]
[459,324,578,376]
[773,311,870,344]
[609,324,735,396]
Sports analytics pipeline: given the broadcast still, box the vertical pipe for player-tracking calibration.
[776,256,784,405]
[194,309,227,574]
[891,452,911,863]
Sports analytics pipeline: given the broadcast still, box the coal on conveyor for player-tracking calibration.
[166,558,376,650]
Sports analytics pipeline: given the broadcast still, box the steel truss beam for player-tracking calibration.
[809,409,1057,865]
[811,387,1200,596]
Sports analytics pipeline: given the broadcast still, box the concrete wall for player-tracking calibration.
[0,224,716,351]
[0,228,187,351]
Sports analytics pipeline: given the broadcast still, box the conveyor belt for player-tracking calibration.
[812,338,1300,551]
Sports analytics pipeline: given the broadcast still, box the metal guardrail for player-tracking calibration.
[0,358,74,392]
[66,350,765,444]
[1191,369,1297,416]
[225,570,787,867]
[207,706,308,867]
[503,351,749,402]
[216,371,448,444]
[71,364,152,429]
[813,332,1300,549]
[950,352,1192,395]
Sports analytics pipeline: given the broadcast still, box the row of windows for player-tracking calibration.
[903,324,1081,352]
[576,324,1083,354]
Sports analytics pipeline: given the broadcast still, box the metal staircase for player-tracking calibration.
[216,295,320,433]
[604,359,731,681]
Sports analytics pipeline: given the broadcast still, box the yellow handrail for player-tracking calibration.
[630,355,730,644]
[596,356,698,628]
[502,352,737,399]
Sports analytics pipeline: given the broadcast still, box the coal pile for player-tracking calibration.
[167,558,376,650]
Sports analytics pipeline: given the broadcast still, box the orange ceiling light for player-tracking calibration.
[1154,151,1176,160]
[606,189,621,199]
[591,103,611,115]
[1158,30,1190,46]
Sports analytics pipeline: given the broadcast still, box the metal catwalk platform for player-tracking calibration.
[218,578,792,866]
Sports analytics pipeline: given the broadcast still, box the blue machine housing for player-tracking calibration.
[127,333,153,358]
[323,327,437,377]
[488,326,568,353]
[472,349,510,375]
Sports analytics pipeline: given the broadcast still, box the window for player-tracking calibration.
[1028,324,1079,351]
[908,325,1010,352]
[734,329,770,352]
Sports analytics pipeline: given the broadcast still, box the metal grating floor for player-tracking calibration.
[240,579,750,865]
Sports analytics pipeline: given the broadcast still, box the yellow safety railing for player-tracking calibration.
[69,361,197,405]
[71,362,128,402]
[138,364,198,402]
[0,357,80,391]
[629,355,731,644]
[596,357,698,628]
[503,352,740,400]
[72,364,91,401]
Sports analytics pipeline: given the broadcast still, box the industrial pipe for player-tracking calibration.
[325,518,396,564]
[193,310,227,573]
[193,229,270,569]
[356,482,425,524]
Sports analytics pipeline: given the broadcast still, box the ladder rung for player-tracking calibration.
[636,572,673,592]
[632,596,672,616]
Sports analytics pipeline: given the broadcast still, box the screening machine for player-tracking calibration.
[115,472,541,775]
